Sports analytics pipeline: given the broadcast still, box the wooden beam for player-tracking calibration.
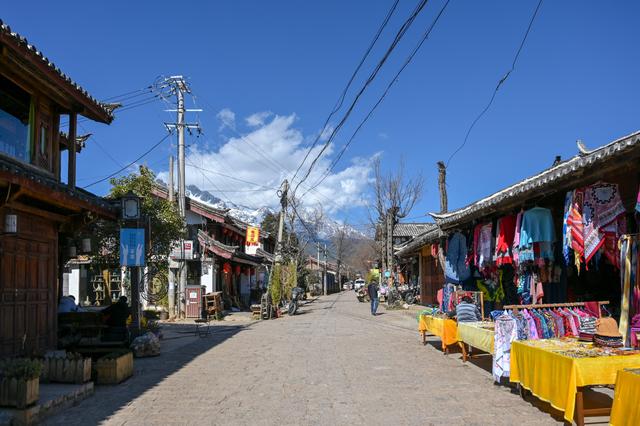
[68,113,77,188]
[7,201,70,223]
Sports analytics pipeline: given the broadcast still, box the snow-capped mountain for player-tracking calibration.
[165,183,368,239]
[185,184,274,225]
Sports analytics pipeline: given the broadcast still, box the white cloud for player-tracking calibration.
[216,108,236,131]
[157,111,373,215]
[245,111,272,127]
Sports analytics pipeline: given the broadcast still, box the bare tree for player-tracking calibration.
[370,156,424,222]
[331,222,352,287]
[368,156,424,273]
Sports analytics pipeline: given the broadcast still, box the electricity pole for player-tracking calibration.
[168,156,175,318]
[317,241,321,294]
[323,243,327,295]
[274,180,289,265]
[161,75,202,318]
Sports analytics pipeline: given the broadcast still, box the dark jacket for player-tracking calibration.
[367,283,378,300]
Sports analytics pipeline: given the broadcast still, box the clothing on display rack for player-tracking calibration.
[493,313,518,382]
[445,232,471,284]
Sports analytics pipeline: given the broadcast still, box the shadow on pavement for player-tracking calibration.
[44,322,248,426]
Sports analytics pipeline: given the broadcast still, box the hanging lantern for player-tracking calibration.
[81,238,92,253]
[223,263,232,274]
[234,265,241,275]
[68,245,77,257]
[4,213,17,234]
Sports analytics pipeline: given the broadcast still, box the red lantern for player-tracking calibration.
[234,265,241,275]
[223,263,232,274]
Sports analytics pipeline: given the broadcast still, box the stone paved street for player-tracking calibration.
[46,292,565,425]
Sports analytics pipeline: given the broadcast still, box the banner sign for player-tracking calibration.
[170,240,194,260]
[246,226,260,246]
[120,228,145,266]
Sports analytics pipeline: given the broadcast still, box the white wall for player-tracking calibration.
[64,266,81,301]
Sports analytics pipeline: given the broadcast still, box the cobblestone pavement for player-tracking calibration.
[46,292,566,426]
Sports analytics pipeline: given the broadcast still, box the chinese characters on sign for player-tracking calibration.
[120,228,145,266]
[246,226,259,246]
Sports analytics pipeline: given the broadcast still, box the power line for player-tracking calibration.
[291,0,430,198]
[290,0,401,184]
[303,0,452,195]
[82,132,172,189]
[446,0,543,167]
[185,162,278,190]
[101,86,152,101]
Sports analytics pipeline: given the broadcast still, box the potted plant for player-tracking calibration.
[0,358,41,408]
[41,352,91,384]
[95,349,133,384]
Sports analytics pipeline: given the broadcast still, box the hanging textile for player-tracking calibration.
[620,235,633,346]
[592,182,626,227]
[493,313,518,382]
[568,189,585,269]
[473,224,482,266]
[512,211,523,266]
[478,223,493,267]
[495,215,517,266]
[562,190,574,265]
[519,207,555,246]
[636,187,640,213]
[445,232,471,284]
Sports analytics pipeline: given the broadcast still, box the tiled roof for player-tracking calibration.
[393,222,437,237]
[0,153,116,216]
[395,226,442,257]
[430,130,640,228]
[0,20,113,123]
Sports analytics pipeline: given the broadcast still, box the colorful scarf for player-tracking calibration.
[562,190,574,265]
[567,189,585,270]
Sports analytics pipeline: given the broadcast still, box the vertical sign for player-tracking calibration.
[245,226,260,246]
[120,228,145,266]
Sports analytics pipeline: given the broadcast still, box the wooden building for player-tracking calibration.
[0,21,116,356]
[152,185,275,310]
[397,131,640,310]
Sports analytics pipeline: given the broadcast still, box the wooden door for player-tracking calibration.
[0,211,57,356]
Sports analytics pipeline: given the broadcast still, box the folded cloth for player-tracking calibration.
[578,332,594,342]
[579,316,597,334]
[594,334,624,348]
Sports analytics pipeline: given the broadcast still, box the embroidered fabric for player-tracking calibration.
[493,314,518,382]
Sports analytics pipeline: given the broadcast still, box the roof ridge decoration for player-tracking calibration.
[0,19,114,123]
[429,130,640,227]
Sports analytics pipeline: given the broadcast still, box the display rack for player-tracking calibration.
[503,301,609,316]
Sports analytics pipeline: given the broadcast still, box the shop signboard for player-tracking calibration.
[170,240,195,260]
[246,226,259,245]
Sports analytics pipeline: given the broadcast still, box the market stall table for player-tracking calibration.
[418,314,461,353]
[510,339,640,426]
[610,368,640,426]
[456,321,494,362]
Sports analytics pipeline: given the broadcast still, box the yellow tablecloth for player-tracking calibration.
[610,368,640,426]
[456,321,494,354]
[510,340,640,423]
[418,314,458,351]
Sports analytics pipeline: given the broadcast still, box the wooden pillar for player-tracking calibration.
[53,112,61,180]
[68,112,77,188]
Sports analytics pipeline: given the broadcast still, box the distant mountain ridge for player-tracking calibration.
[159,182,367,240]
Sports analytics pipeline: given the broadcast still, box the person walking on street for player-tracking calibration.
[367,281,379,316]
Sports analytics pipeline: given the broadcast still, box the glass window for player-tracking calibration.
[0,76,33,162]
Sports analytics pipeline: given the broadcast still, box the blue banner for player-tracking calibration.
[120,228,145,266]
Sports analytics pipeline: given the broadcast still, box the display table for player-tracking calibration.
[610,368,640,426]
[456,321,494,361]
[510,339,640,425]
[418,314,459,353]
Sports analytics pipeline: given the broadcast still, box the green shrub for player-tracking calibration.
[0,358,42,380]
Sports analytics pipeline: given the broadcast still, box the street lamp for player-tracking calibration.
[121,192,141,221]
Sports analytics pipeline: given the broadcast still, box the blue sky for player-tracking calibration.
[5,1,639,229]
